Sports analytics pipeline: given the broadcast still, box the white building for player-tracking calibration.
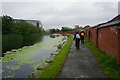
[14,19,43,28]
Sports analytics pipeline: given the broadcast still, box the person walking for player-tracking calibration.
[73,32,81,49]
[80,31,85,44]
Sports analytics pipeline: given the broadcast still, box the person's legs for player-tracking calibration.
[76,39,80,49]
[75,39,77,48]
[83,37,84,43]
[78,39,80,49]
[75,39,78,49]
[81,39,83,43]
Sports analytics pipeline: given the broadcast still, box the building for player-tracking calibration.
[14,19,43,28]
[86,23,106,45]
[75,27,83,32]
[84,25,90,30]
[86,15,120,64]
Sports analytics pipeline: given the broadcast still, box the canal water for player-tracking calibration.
[0,34,68,78]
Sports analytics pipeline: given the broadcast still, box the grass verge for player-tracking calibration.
[84,38,120,80]
[37,34,73,79]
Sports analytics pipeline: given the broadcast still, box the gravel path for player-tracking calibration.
[57,40,109,79]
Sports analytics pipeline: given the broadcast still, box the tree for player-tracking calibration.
[49,29,56,33]
[2,15,14,34]
[2,15,43,35]
[56,29,60,32]
[61,27,73,32]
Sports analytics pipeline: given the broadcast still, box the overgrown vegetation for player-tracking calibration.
[37,34,73,79]
[84,38,120,80]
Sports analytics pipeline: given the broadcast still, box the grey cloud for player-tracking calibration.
[2,2,118,30]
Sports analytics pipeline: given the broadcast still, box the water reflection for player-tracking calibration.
[2,34,44,54]
[50,34,60,38]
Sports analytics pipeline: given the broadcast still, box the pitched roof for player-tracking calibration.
[97,15,120,29]
[86,15,120,30]
[108,15,120,22]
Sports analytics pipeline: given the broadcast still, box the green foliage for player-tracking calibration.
[56,29,60,32]
[84,38,120,79]
[49,28,60,33]
[2,15,14,34]
[49,27,73,33]
[2,15,43,35]
[49,29,56,33]
[38,34,73,78]
[14,21,41,36]
[61,27,73,32]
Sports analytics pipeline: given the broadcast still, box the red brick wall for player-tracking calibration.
[89,27,97,45]
[98,26,119,62]
[118,29,120,63]
[86,25,120,63]
[86,30,89,39]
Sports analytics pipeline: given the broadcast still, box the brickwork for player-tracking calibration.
[98,26,119,59]
[89,27,97,45]
[86,25,120,64]
[118,28,120,63]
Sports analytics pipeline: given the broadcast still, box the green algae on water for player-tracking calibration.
[4,75,14,78]
[2,35,68,77]
[6,65,20,70]
[0,70,4,74]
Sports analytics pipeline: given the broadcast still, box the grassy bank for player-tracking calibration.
[84,38,120,79]
[38,34,73,79]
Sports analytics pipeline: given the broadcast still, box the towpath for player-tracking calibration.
[57,39,108,79]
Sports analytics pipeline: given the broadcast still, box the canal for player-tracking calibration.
[0,34,68,78]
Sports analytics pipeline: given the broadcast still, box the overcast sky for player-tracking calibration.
[1,0,119,30]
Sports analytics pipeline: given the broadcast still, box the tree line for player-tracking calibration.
[49,27,74,33]
[1,15,43,36]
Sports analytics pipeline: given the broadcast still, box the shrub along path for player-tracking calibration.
[57,40,108,78]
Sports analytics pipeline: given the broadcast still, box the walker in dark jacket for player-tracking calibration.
[73,32,80,49]
[80,31,85,43]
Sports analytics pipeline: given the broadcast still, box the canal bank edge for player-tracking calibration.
[28,34,68,78]
[35,34,73,79]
